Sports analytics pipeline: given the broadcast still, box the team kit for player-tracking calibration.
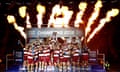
[23,37,89,72]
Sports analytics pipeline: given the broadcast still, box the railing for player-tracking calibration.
[6,54,14,70]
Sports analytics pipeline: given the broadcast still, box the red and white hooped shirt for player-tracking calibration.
[53,49,60,62]
[23,47,28,60]
[62,48,71,62]
[72,47,80,62]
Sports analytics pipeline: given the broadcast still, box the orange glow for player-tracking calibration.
[85,0,102,37]
[74,2,87,27]
[19,6,27,18]
[7,15,26,39]
[87,9,119,42]
[26,13,32,28]
[48,4,73,28]
[36,4,46,28]
[0,59,2,63]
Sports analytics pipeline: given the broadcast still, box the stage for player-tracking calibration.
[6,64,106,72]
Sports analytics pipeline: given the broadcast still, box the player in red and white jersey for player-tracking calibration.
[23,46,28,61]
[62,45,71,63]
[27,44,35,71]
[72,44,80,67]
[53,45,60,65]
[71,37,78,45]
[38,45,44,71]
[58,47,63,72]
[22,44,29,70]
[59,46,63,63]
[34,46,39,72]
[43,45,51,63]
[62,44,71,71]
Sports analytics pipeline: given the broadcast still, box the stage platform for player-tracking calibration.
[6,64,106,72]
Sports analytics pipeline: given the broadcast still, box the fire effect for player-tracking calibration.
[74,2,87,27]
[48,4,73,27]
[19,6,32,28]
[87,9,119,42]
[7,15,26,39]
[26,13,32,28]
[19,6,27,18]
[36,4,46,28]
[85,0,102,37]
[7,1,119,41]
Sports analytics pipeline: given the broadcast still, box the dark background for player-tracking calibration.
[0,0,120,69]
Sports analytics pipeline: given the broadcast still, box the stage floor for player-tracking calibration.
[6,64,106,72]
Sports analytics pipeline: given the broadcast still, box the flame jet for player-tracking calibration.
[36,4,46,28]
[48,4,73,28]
[74,2,87,27]
[87,9,119,42]
[7,15,26,39]
[19,6,27,18]
[19,6,32,28]
[85,0,102,37]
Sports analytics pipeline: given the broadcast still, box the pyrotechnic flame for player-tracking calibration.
[36,4,46,28]
[7,15,26,39]
[87,9,119,42]
[7,15,16,24]
[74,2,87,27]
[19,6,27,18]
[48,4,73,28]
[62,6,73,27]
[85,0,102,37]
[26,13,32,28]
[48,5,60,27]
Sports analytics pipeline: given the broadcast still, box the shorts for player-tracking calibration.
[72,56,80,62]
[59,57,64,62]
[24,56,27,60]
[62,58,70,62]
[53,57,59,63]
[82,54,88,61]
[28,59,34,64]
[44,56,51,63]
[39,56,45,62]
